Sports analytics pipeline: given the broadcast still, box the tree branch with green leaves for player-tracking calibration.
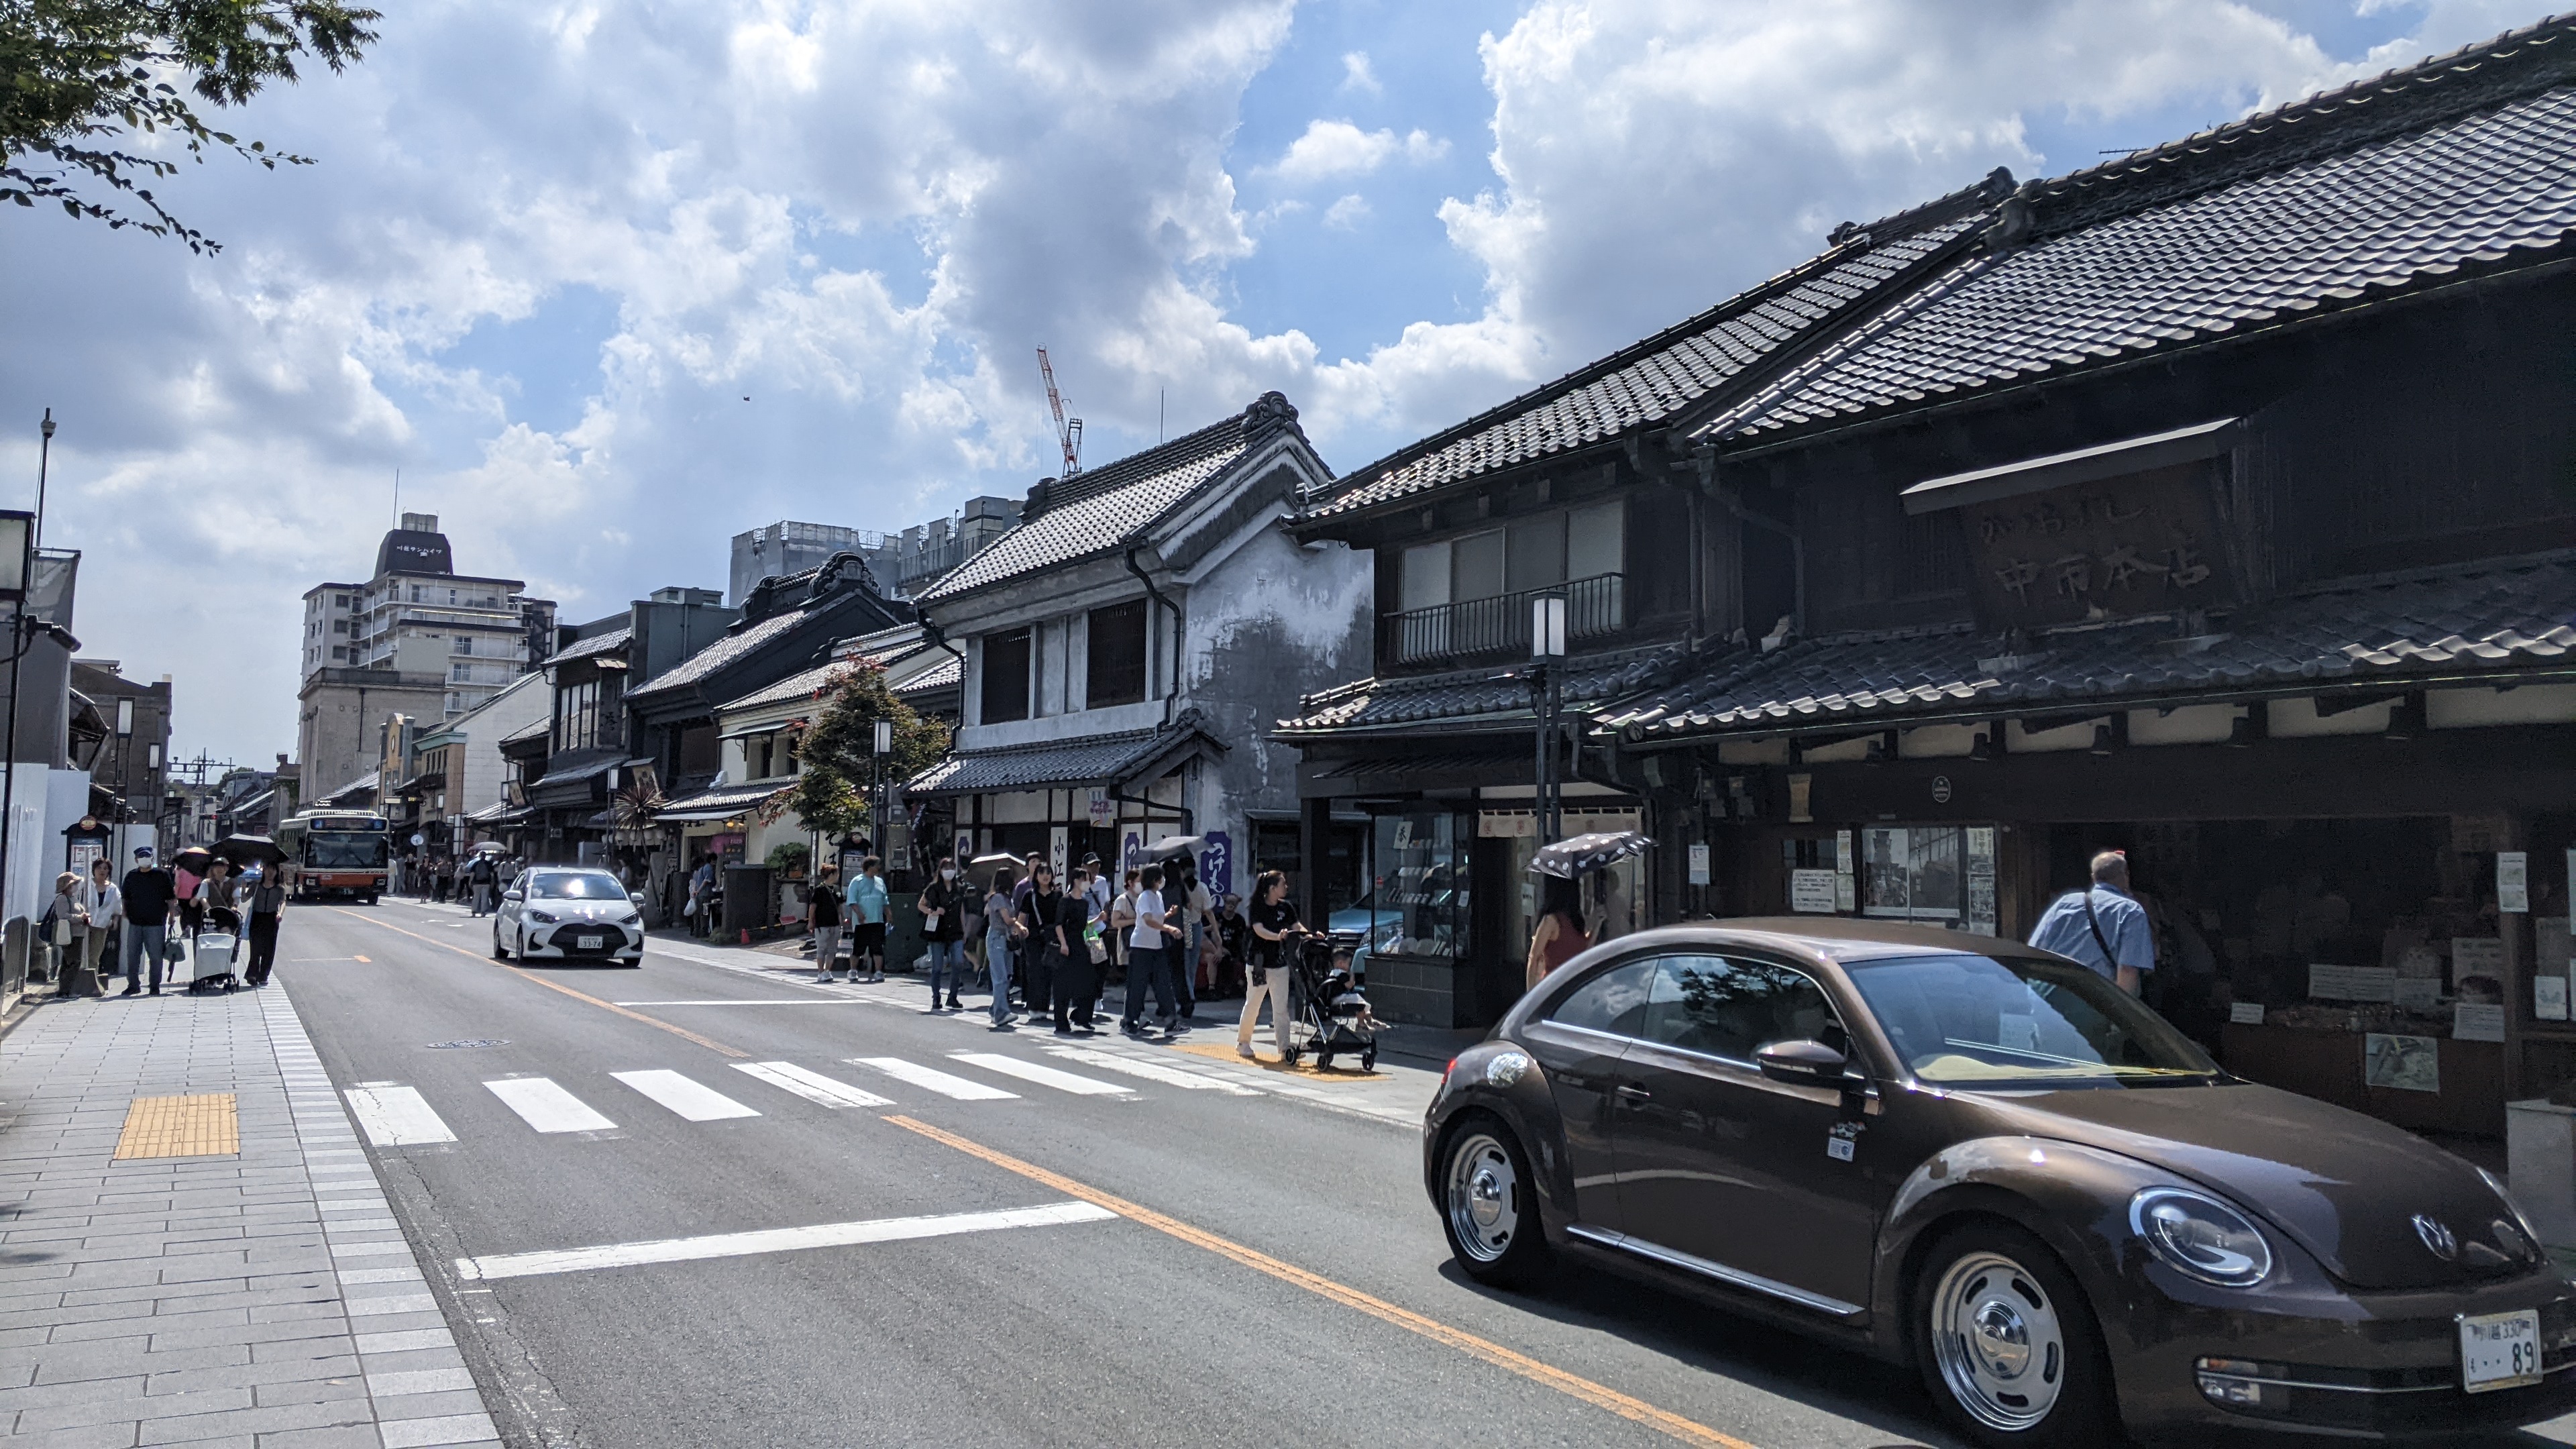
[1,0,378,253]
[780,663,951,857]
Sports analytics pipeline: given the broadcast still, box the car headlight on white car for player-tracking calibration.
[527,910,559,924]
[2131,1186,2273,1287]
[620,912,642,926]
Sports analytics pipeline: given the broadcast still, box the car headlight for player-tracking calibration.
[620,912,642,926]
[2131,1187,2273,1287]
[527,910,559,924]
[2478,1167,2546,1256]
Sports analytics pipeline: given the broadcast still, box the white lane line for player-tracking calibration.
[611,1000,875,1006]
[733,1061,893,1109]
[612,1069,761,1121]
[1041,1045,1262,1095]
[484,1077,618,1134]
[453,1201,1116,1281]
[947,1052,1132,1097]
[847,1057,1019,1101]
[343,1084,457,1146]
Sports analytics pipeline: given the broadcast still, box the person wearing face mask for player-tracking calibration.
[918,856,967,1012]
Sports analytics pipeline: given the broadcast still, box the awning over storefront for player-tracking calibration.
[1601,554,2576,741]
[652,781,788,824]
[907,710,1226,799]
[466,801,527,824]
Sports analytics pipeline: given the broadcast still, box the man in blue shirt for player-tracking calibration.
[844,855,890,984]
[2027,850,2155,995]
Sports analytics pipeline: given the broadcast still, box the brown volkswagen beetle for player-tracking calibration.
[1424,921,2576,1445]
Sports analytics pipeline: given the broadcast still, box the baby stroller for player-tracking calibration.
[1281,931,1379,1072]
[189,907,241,994]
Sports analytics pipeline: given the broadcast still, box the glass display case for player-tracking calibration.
[1374,810,1470,959]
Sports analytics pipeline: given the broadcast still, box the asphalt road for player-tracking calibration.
[262,897,2576,1449]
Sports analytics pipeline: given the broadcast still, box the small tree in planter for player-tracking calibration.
[763,841,810,879]
[780,662,950,864]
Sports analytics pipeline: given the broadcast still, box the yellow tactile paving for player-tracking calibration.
[1169,1041,1390,1081]
[113,1093,240,1160]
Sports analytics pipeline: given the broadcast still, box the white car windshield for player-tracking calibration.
[529,873,627,901]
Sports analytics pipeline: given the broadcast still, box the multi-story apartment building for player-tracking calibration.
[297,514,559,800]
[729,500,1020,607]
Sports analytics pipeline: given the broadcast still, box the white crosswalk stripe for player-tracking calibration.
[734,1061,893,1109]
[1040,1045,1261,1095]
[485,1077,617,1133]
[613,1069,761,1121]
[847,1056,1018,1100]
[344,1084,457,1145]
[946,1053,1130,1096]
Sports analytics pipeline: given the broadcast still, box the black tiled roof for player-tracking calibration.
[655,781,790,816]
[1705,17,2576,444]
[720,659,853,714]
[906,712,1225,796]
[1279,643,1689,736]
[629,608,813,701]
[546,627,631,665]
[916,395,1318,602]
[1599,554,2576,739]
[1305,176,2014,523]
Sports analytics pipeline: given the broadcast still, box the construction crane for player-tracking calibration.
[1037,347,1083,477]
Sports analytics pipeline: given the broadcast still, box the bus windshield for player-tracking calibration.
[306,835,387,871]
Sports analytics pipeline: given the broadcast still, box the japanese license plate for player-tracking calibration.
[2461,1308,2543,1393]
[576,934,605,951]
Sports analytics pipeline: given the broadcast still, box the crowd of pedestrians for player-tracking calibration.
[795,847,1301,1049]
[33,843,299,998]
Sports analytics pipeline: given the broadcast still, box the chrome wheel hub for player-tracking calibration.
[1444,1132,1519,1263]
[1931,1250,2065,1432]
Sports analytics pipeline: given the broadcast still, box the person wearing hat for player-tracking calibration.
[118,846,177,996]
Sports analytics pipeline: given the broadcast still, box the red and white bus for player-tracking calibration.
[278,810,391,903]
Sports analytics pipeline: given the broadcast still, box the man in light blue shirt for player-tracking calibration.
[844,855,891,985]
[2027,850,2155,995]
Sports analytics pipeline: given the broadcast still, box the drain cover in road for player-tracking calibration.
[426,1039,511,1049]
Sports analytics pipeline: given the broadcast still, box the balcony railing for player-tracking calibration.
[1388,572,1625,665]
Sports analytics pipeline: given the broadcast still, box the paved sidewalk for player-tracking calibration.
[0,985,501,1448]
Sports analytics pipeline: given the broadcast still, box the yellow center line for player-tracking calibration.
[883,1114,1758,1449]
[327,908,749,1059]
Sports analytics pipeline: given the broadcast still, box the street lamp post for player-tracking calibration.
[1531,594,1566,845]
[871,718,893,867]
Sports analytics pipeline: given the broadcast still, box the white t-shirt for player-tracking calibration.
[1129,889,1166,950]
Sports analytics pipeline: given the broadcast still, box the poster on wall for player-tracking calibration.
[1965,826,1999,937]
[2364,1033,2440,1093]
[1688,843,1711,886]
[1087,788,1113,827]
[2453,1002,2507,1043]
[2499,851,2530,914]
[1049,826,1069,881]
[1121,828,1144,874]
[2451,937,2506,999]
[1789,869,1839,913]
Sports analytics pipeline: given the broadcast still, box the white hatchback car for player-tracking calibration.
[493,869,646,965]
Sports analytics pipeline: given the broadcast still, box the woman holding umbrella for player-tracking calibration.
[1523,830,1650,989]
[1525,875,1590,990]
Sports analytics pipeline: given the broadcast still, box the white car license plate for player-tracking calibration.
[2461,1308,2543,1393]
[576,933,605,951]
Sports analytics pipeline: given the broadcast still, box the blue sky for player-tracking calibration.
[0,0,2553,765]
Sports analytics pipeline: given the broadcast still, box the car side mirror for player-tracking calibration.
[1755,1038,1850,1088]
[502,890,522,903]
[630,892,645,907]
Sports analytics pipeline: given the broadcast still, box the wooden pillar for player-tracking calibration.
[1298,794,1332,924]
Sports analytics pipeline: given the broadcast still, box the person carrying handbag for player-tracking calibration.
[42,872,85,985]
[80,858,119,994]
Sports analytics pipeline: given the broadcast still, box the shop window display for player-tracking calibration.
[1374,811,1469,960]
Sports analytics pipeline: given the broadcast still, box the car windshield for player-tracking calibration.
[1843,951,2218,1088]
[529,873,627,901]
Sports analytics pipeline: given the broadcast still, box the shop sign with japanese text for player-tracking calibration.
[1960,462,2236,629]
